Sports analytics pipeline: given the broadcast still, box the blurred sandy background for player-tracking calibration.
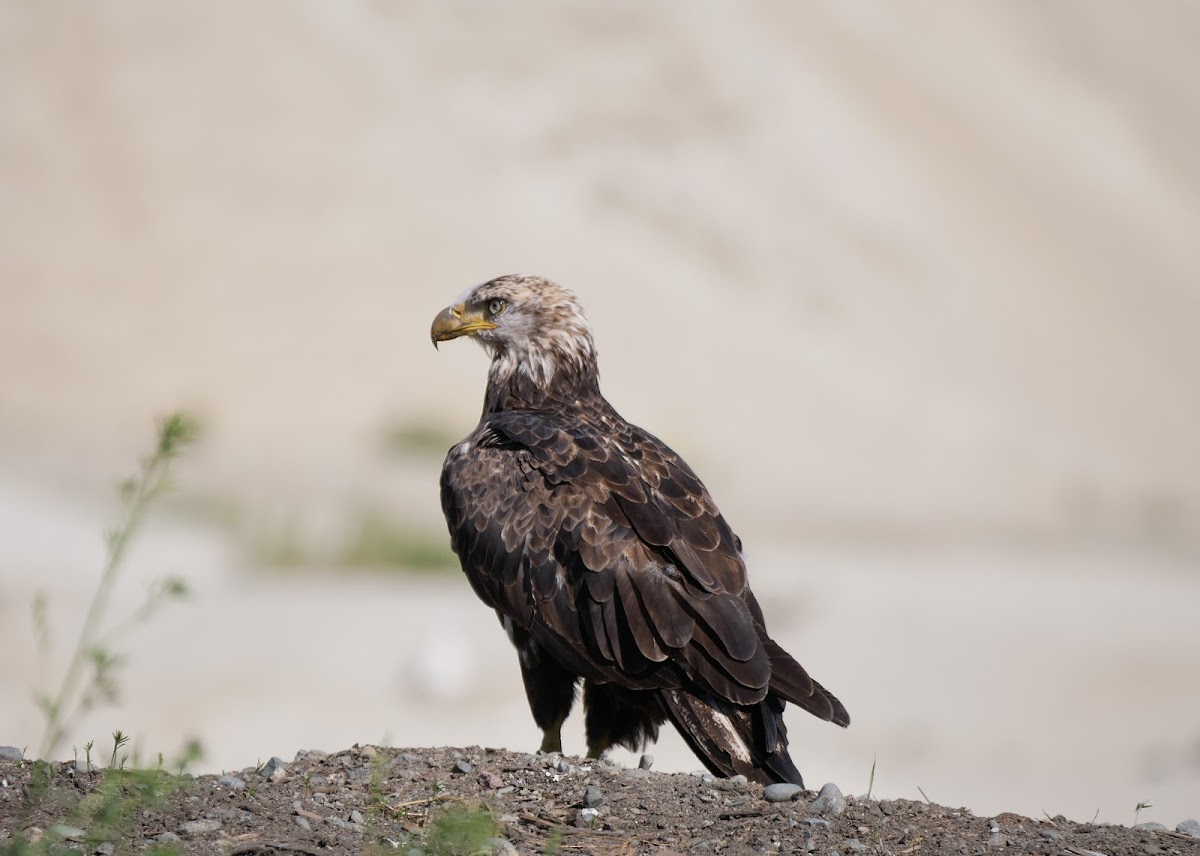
[2,0,1199,826]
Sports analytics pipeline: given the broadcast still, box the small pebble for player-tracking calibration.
[1133,822,1166,831]
[582,785,604,807]
[0,746,23,761]
[156,832,181,844]
[804,818,832,829]
[700,772,716,784]
[1178,819,1200,837]
[1039,829,1061,841]
[638,754,654,770]
[809,783,847,816]
[579,808,600,824]
[349,810,365,825]
[293,817,311,831]
[844,840,867,853]
[555,758,570,774]
[482,838,518,854]
[479,771,503,789]
[763,783,803,803]
[725,774,748,789]
[452,760,473,775]
[93,844,114,856]
[360,745,378,760]
[178,819,221,837]
[987,818,1000,832]
[216,776,246,791]
[496,786,515,795]
[987,832,1006,848]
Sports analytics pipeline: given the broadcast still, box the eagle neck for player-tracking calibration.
[482,358,602,416]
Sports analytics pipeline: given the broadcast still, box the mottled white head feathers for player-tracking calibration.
[463,274,597,388]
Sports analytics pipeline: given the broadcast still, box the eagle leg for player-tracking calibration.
[539,722,565,754]
[509,626,579,754]
[583,681,666,759]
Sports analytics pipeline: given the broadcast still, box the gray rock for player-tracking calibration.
[94,843,114,856]
[216,775,246,791]
[763,783,803,803]
[156,832,181,844]
[1177,819,1200,837]
[259,757,288,779]
[804,818,832,828]
[579,807,600,824]
[479,770,503,789]
[700,772,716,785]
[49,826,86,842]
[496,786,515,796]
[178,819,222,837]
[844,840,868,854]
[482,838,518,854]
[638,754,654,770]
[582,785,604,807]
[349,766,373,783]
[624,768,648,779]
[293,749,328,762]
[809,783,847,816]
[452,760,473,775]
[1039,829,1061,841]
[294,817,311,831]
[1133,821,1166,831]
[349,810,365,825]
[987,832,1006,848]
[555,757,570,774]
[0,746,23,761]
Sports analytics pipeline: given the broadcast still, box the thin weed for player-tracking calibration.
[33,413,197,763]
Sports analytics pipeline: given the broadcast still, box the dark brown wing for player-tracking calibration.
[440,406,773,705]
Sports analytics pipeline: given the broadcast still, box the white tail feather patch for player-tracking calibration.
[706,708,752,764]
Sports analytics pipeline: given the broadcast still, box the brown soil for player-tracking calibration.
[2,747,1197,856]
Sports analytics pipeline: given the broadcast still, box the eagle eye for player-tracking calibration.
[487,298,507,317]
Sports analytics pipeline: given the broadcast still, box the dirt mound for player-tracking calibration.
[3,746,1196,855]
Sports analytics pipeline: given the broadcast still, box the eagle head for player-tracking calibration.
[431,274,597,389]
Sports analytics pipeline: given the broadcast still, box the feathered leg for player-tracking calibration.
[582,681,666,758]
[503,619,578,753]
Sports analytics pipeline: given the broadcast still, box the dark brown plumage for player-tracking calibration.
[432,274,849,785]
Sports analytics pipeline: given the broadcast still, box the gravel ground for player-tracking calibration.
[2,746,1198,855]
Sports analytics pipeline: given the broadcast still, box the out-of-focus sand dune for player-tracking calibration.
[2,0,1199,829]
[2,1,1198,544]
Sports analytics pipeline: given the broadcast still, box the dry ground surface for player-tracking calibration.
[3,746,1198,856]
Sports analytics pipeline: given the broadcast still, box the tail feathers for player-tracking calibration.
[660,689,804,786]
[763,637,851,728]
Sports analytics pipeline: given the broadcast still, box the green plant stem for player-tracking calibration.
[36,415,191,762]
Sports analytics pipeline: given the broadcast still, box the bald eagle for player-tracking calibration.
[431,275,848,785]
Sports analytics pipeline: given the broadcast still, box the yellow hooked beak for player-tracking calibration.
[430,302,497,348]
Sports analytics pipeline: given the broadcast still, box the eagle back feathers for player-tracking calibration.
[440,403,772,704]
